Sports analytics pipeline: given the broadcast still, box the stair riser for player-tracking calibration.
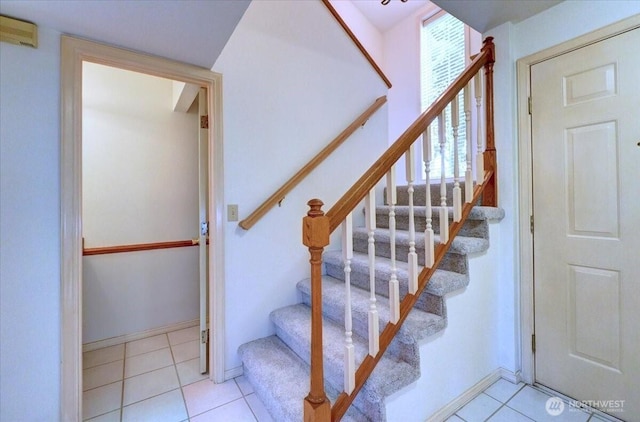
[352,238,470,274]
[385,182,475,207]
[325,260,450,317]
[376,213,489,239]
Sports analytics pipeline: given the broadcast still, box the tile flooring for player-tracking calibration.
[82,326,273,421]
[84,329,620,422]
[447,379,619,422]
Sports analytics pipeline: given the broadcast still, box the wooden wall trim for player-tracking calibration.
[321,0,392,89]
[83,239,209,256]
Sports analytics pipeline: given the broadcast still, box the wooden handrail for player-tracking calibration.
[238,95,387,230]
[321,0,392,89]
[326,38,495,232]
[83,239,205,256]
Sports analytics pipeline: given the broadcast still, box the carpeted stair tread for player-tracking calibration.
[324,250,469,298]
[297,276,445,347]
[271,304,419,419]
[352,227,489,257]
[238,336,367,422]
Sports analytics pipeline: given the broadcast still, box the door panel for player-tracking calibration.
[532,28,639,419]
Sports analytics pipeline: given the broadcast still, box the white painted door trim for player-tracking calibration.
[516,15,640,385]
[60,36,226,421]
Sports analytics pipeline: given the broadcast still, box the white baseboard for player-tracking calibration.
[83,319,199,352]
[499,367,522,384]
[426,367,519,422]
[225,366,243,380]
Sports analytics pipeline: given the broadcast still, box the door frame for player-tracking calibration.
[60,36,226,420]
[516,15,640,385]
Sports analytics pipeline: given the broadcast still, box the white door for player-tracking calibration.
[198,88,209,374]
[532,27,640,419]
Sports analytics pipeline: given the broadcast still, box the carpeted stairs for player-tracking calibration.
[239,182,504,421]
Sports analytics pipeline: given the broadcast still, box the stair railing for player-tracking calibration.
[302,37,496,421]
[239,96,387,230]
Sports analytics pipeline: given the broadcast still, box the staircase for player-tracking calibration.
[239,183,504,421]
[239,37,496,421]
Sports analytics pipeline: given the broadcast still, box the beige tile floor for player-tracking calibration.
[84,328,624,422]
[82,326,273,422]
[447,379,622,422]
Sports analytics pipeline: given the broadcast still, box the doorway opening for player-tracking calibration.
[61,36,225,421]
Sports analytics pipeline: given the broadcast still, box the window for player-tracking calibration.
[420,11,468,180]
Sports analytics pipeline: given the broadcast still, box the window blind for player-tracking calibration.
[420,12,466,179]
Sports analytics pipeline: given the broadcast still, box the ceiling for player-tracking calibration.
[431,0,562,33]
[350,0,562,33]
[0,0,563,66]
[352,0,432,32]
[0,0,251,69]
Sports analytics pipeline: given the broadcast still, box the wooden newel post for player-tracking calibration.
[481,36,498,207]
[303,199,331,422]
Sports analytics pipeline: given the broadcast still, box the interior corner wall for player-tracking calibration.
[82,63,200,343]
[0,27,61,421]
[212,0,389,374]
[480,21,519,376]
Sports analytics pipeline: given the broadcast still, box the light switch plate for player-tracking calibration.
[228,204,239,222]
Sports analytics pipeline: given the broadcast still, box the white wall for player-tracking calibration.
[0,27,61,421]
[82,63,200,343]
[213,0,389,373]
[513,1,640,59]
[482,22,519,376]
[387,223,503,421]
[328,0,384,65]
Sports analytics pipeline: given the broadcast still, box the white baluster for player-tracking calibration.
[405,144,418,295]
[365,189,379,356]
[452,95,462,222]
[439,111,449,244]
[342,213,355,394]
[464,82,473,203]
[475,71,485,184]
[422,128,435,268]
[386,167,400,324]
